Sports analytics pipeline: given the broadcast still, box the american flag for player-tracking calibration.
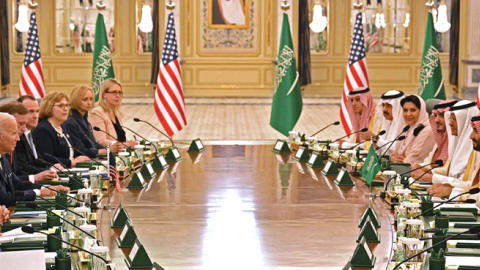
[19,12,45,98]
[154,13,186,136]
[477,84,480,106]
[108,152,122,194]
[340,12,370,135]
[368,25,380,52]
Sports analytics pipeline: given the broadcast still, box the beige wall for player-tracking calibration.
[4,0,459,98]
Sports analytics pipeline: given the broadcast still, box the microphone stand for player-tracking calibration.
[310,122,339,137]
[21,227,109,265]
[26,204,99,243]
[134,118,175,147]
[121,125,159,153]
[42,157,86,190]
[412,188,480,219]
[392,227,480,270]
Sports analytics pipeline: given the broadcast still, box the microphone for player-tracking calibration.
[39,155,86,189]
[406,162,446,189]
[133,118,175,147]
[121,125,159,153]
[92,127,131,150]
[412,188,480,219]
[377,135,406,163]
[59,144,104,167]
[25,203,96,240]
[392,226,480,270]
[78,132,129,167]
[420,230,480,240]
[382,160,444,193]
[26,201,86,225]
[310,121,340,137]
[347,130,387,150]
[332,128,369,143]
[443,199,477,204]
[376,125,410,151]
[23,183,91,209]
[21,226,107,264]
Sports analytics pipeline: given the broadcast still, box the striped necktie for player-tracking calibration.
[28,132,38,159]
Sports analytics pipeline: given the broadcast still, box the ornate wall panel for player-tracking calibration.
[3,0,461,97]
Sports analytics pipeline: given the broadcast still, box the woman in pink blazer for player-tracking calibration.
[89,79,137,152]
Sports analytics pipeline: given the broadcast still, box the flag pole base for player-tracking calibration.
[103,176,116,210]
[365,185,377,199]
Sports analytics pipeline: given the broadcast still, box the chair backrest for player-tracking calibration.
[425,99,442,115]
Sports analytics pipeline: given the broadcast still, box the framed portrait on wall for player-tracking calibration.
[208,0,249,29]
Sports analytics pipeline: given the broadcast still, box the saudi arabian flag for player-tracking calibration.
[418,12,446,100]
[270,13,303,137]
[360,146,381,186]
[91,14,115,102]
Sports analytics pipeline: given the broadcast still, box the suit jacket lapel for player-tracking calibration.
[0,156,13,193]
[21,134,35,160]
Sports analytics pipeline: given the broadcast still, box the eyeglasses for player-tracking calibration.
[53,103,71,110]
[105,91,123,96]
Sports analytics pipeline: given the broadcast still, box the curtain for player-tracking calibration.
[150,0,160,84]
[0,0,10,86]
[449,0,460,87]
[298,0,311,87]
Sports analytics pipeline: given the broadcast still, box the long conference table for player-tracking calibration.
[97,143,394,270]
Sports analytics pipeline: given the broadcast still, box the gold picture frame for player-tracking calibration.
[208,0,249,29]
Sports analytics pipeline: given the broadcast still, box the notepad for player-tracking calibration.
[0,250,46,270]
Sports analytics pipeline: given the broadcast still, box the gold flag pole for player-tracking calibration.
[281,0,290,11]
[167,0,175,10]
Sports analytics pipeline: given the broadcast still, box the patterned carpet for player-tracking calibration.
[122,97,346,141]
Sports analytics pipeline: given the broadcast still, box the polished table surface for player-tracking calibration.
[98,144,394,270]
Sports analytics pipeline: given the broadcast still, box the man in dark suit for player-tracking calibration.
[0,101,57,183]
[0,113,68,207]
[16,96,65,177]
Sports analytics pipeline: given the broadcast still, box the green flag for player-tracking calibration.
[91,14,115,102]
[360,146,381,186]
[270,13,303,137]
[418,12,446,100]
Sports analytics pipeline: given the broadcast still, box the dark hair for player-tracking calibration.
[0,101,29,115]
[400,95,421,110]
[17,95,36,103]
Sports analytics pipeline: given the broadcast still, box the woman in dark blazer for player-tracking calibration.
[32,92,90,168]
[63,85,108,158]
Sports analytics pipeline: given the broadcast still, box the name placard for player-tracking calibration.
[125,239,153,268]
[272,139,291,154]
[166,147,183,162]
[116,219,137,248]
[137,172,146,185]
[111,203,130,228]
[307,151,325,168]
[127,171,148,189]
[119,224,128,241]
[147,163,154,174]
[356,217,381,243]
[160,156,167,166]
[152,154,170,170]
[295,148,304,158]
[141,162,157,179]
[334,167,355,186]
[322,159,339,176]
[350,237,376,268]
[152,262,165,270]
[293,146,310,162]
[188,138,206,153]
[274,141,283,150]
[129,243,139,261]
